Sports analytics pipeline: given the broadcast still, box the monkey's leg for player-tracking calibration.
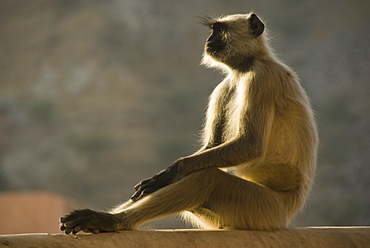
[61,169,213,234]
[113,168,219,229]
[61,168,287,233]
[182,206,222,229]
[115,167,287,230]
[110,200,135,214]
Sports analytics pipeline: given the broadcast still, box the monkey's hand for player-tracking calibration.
[131,162,181,202]
[60,209,120,234]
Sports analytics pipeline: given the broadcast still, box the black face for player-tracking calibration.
[205,22,228,55]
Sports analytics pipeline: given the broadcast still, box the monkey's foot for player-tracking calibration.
[60,209,120,234]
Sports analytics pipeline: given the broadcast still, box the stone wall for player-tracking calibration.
[1,227,369,248]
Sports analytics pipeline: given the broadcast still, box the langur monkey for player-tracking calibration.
[60,12,318,233]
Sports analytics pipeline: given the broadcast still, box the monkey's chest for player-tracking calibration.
[221,96,242,142]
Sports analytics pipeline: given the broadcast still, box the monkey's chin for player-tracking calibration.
[205,48,221,61]
[202,52,230,73]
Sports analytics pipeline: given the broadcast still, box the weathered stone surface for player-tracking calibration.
[1,227,369,248]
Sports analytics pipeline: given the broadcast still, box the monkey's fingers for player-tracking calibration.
[131,187,157,202]
[134,168,171,191]
[131,190,144,202]
[133,178,151,190]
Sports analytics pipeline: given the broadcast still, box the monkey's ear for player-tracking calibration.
[248,13,265,37]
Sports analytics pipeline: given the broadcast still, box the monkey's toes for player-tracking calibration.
[60,209,120,234]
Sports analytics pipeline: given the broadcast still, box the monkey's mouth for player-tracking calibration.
[206,41,226,56]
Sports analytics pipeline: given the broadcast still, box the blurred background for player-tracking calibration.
[0,0,369,233]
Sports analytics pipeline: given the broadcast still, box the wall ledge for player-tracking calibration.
[1,227,369,248]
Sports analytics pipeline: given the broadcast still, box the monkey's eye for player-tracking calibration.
[216,27,224,33]
[212,23,227,34]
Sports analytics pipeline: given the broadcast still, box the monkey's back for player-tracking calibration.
[234,60,318,202]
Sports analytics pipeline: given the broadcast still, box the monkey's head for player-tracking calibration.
[201,13,265,72]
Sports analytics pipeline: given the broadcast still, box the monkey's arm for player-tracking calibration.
[132,97,275,201]
[131,130,263,201]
